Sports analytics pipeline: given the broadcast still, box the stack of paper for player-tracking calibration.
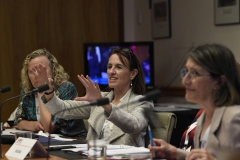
[62,144,150,156]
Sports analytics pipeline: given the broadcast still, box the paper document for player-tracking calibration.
[51,144,87,148]
[37,131,75,141]
[2,128,32,135]
[154,103,201,109]
[63,145,149,156]
[107,147,149,156]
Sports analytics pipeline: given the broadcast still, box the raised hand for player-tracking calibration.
[74,75,102,102]
[29,64,49,86]
[29,63,53,92]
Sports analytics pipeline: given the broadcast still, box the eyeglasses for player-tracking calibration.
[180,68,211,81]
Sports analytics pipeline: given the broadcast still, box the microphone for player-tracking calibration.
[0,86,11,93]
[0,84,49,158]
[139,89,161,102]
[31,84,50,94]
[49,89,161,120]
[46,97,110,159]
[53,97,110,116]
[0,84,49,110]
[45,89,161,158]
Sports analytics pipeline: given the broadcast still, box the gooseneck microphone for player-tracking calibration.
[46,89,161,159]
[53,98,110,116]
[139,89,161,102]
[0,86,11,93]
[46,97,110,159]
[0,84,49,158]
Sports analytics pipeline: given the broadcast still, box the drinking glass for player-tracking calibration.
[15,132,32,157]
[88,140,107,160]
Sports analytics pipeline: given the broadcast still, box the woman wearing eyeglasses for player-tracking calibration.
[149,44,240,160]
[32,48,154,147]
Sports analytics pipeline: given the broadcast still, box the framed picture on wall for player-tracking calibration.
[215,0,240,25]
[151,0,171,39]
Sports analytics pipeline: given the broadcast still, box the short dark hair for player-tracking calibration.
[189,44,240,106]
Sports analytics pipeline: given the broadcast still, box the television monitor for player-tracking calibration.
[83,42,154,91]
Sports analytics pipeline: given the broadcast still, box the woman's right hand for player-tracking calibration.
[30,64,54,93]
[148,138,177,159]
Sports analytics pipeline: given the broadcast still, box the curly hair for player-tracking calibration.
[21,48,69,94]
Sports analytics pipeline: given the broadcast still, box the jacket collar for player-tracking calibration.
[88,88,133,141]
[194,106,226,148]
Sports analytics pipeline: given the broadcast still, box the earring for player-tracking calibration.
[130,80,132,87]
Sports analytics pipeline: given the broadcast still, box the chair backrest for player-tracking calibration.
[145,112,177,147]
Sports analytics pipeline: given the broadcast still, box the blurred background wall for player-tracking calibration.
[2,0,240,123]
[0,0,123,122]
[124,0,240,95]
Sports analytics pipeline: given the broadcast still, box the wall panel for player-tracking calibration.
[0,0,123,122]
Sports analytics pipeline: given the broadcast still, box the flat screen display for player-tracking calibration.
[84,42,154,89]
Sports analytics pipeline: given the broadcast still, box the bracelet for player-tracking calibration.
[45,88,54,95]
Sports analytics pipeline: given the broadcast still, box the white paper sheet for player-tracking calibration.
[2,128,32,136]
[62,145,149,156]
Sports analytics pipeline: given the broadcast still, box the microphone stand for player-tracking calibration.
[46,98,109,160]
[0,94,30,158]
[45,90,161,159]
[0,84,49,158]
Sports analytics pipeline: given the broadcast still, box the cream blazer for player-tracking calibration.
[194,105,240,159]
[43,89,154,147]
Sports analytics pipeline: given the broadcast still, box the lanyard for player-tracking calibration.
[99,120,108,139]
[183,121,197,151]
[200,125,210,149]
[35,95,40,121]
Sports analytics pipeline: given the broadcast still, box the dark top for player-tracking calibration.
[14,81,87,138]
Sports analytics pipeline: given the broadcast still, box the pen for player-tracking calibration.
[46,146,77,151]
[148,125,154,146]
[148,125,156,158]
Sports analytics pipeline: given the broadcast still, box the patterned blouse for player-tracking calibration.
[179,108,204,150]
[14,81,87,138]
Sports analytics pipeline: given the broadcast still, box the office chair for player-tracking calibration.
[83,119,89,130]
[146,112,177,147]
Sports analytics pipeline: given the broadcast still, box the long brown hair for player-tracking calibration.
[106,48,146,95]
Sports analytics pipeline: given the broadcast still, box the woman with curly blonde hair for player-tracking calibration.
[20,48,69,94]
[14,48,87,138]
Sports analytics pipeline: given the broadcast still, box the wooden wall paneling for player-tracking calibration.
[0,0,123,123]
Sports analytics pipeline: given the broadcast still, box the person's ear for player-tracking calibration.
[130,69,138,80]
[219,75,226,87]
[215,75,226,90]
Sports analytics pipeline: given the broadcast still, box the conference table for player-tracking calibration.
[1,134,88,160]
[0,144,66,159]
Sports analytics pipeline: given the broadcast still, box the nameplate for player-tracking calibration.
[5,137,48,160]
